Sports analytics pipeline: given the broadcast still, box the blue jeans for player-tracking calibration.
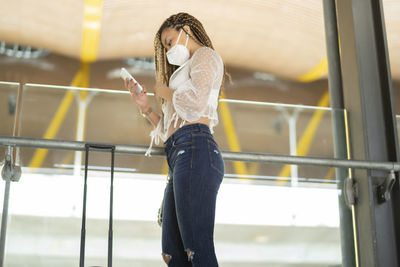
[161,123,224,266]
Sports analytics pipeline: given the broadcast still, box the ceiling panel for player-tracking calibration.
[0,0,399,80]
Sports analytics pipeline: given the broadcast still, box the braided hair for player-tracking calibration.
[154,12,229,97]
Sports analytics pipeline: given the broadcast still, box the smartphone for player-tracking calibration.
[120,67,143,94]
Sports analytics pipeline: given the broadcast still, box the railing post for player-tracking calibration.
[0,146,21,267]
[0,175,11,267]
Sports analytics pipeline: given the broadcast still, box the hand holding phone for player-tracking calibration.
[120,68,143,94]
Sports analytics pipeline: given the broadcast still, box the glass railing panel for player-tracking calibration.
[20,83,154,143]
[216,100,335,155]
[0,81,20,161]
[0,82,21,219]
[294,108,347,185]
[18,83,166,175]
[0,82,19,136]
[217,100,346,184]
[17,84,347,184]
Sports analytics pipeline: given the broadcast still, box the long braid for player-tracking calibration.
[154,13,229,102]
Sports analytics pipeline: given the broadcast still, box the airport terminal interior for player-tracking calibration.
[1,0,400,266]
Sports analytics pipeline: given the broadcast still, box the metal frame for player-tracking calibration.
[336,0,399,266]
[323,0,355,266]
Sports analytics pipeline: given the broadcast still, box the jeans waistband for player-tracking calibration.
[164,123,212,147]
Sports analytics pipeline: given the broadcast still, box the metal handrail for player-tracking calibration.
[1,136,399,172]
[23,83,336,110]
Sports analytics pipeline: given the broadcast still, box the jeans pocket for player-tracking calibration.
[172,133,192,148]
[207,139,225,177]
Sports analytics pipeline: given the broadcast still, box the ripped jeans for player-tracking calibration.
[162,123,224,267]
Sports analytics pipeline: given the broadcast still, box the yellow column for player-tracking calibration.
[28,0,102,168]
[278,90,330,178]
[219,91,249,177]
[278,56,330,180]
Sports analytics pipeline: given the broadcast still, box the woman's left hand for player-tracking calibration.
[154,82,173,101]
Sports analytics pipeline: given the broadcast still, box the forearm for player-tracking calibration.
[141,106,161,127]
[146,110,161,126]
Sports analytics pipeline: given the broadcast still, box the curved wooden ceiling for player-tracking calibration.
[1,0,399,80]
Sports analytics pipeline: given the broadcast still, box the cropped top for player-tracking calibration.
[145,46,224,156]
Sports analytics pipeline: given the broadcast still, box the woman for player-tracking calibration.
[125,12,225,266]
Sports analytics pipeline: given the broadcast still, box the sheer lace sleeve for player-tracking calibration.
[172,47,223,122]
[145,114,165,156]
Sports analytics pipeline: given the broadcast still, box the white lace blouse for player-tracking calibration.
[145,46,224,156]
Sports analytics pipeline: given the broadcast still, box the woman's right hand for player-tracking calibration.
[124,78,149,111]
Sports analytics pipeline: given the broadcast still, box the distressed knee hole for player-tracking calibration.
[186,249,195,261]
[162,253,172,265]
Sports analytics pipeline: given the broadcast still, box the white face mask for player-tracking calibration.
[166,29,190,66]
